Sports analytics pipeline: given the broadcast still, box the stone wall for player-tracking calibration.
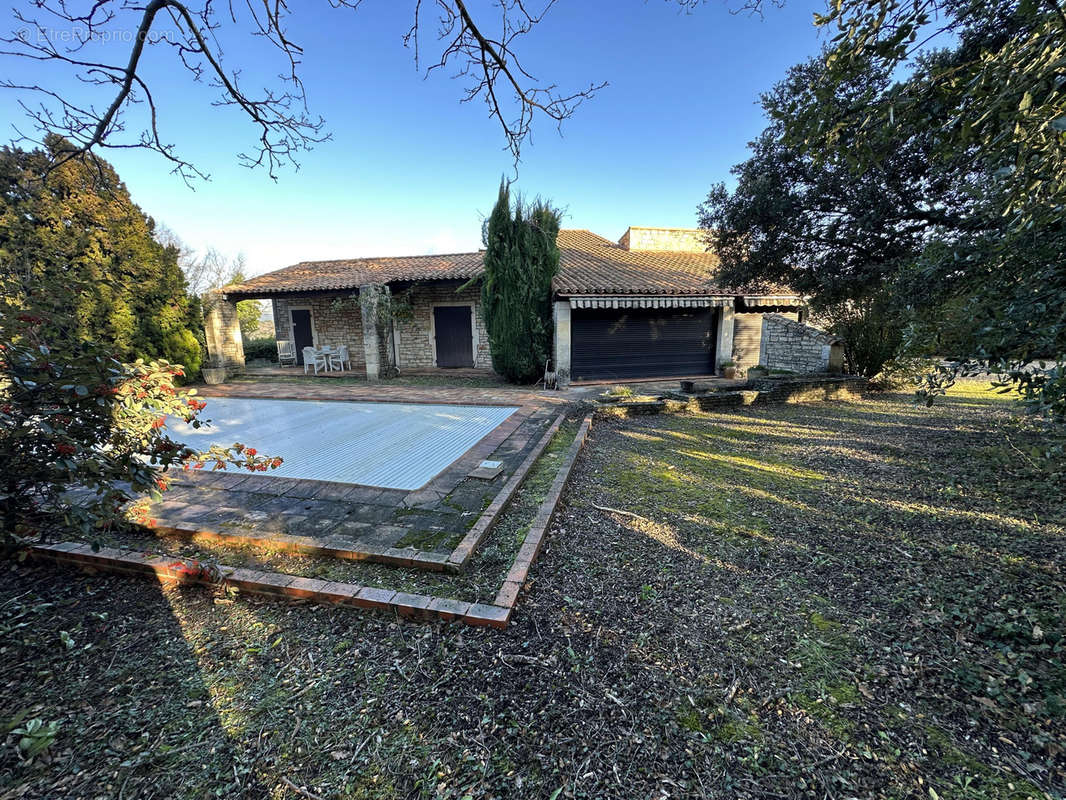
[745,376,863,403]
[599,376,867,417]
[393,283,492,370]
[271,298,287,341]
[272,284,494,372]
[618,226,709,252]
[732,311,799,372]
[204,291,245,374]
[272,293,366,367]
[759,314,844,374]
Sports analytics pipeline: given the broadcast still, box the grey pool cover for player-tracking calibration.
[169,397,518,490]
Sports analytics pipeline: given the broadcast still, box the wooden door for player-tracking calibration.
[291,309,314,365]
[433,306,473,368]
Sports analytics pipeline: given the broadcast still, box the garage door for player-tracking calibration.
[571,307,716,381]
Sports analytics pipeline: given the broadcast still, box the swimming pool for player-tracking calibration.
[168,397,518,490]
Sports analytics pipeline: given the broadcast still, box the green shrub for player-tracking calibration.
[0,274,282,547]
[243,336,278,362]
[162,328,203,379]
[820,298,902,377]
[872,356,938,391]
[0,138,202,365]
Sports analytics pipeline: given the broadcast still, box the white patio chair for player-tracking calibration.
[302,347,327,375]
[331,345,351,372]
[319,345,336,372]
[276,340,297,367]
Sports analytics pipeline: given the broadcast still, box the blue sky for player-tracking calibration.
[2,1,829,276]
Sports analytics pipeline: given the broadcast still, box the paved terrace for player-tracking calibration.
[199,376,589,408]
[99,378,588,570]
[39,415,594,628]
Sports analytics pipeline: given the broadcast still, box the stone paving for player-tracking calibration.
[196,377,590,408]
[119,381,579,569]
[35,416,594,628]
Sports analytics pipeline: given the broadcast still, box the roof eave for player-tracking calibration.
[222,285,361,300]
[222,273,483,300]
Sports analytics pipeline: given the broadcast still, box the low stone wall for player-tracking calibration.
[595,376,867,417]
[759,314,844,374]
[745,376,866,404]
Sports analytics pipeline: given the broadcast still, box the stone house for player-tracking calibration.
[211,226,834,384]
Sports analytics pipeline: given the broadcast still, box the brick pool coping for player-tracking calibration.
[29,415,594,629]
[153,411,567,573]
[446,413,564,571]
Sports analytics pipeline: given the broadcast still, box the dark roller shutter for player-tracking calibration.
[571,307,715,381]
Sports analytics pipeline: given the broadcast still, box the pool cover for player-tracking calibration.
[168,397,518,490]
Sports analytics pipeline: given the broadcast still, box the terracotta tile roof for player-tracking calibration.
[555,229,723,296]
[224,229,796,299]
[223,251,484,296]
[555,229,796,298]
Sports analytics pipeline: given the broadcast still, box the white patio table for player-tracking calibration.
[318,345,343,372]
[302,346,329,375]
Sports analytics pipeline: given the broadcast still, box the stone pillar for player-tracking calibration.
[827,342,844,373]
[715,302,735,373]
[553,300,572,387]
[203,291,245,374]
[359,284,382,382]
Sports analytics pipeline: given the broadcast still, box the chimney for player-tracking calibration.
[618,226,709,253]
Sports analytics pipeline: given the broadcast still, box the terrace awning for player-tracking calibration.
[567,295,732,310]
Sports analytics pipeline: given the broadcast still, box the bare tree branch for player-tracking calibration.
[0,0,660,181]
[406,0,606,166]
[0,1,331,183]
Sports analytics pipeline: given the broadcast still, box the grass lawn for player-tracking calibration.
[2,385,1063,799]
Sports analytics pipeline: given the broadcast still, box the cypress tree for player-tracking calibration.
[481,181,560,383]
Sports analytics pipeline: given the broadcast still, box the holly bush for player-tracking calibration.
[0,275,280,548]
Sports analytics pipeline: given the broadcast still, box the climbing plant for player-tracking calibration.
[328,285,416,378]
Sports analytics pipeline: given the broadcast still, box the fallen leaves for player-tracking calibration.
[2,391,1064,799]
